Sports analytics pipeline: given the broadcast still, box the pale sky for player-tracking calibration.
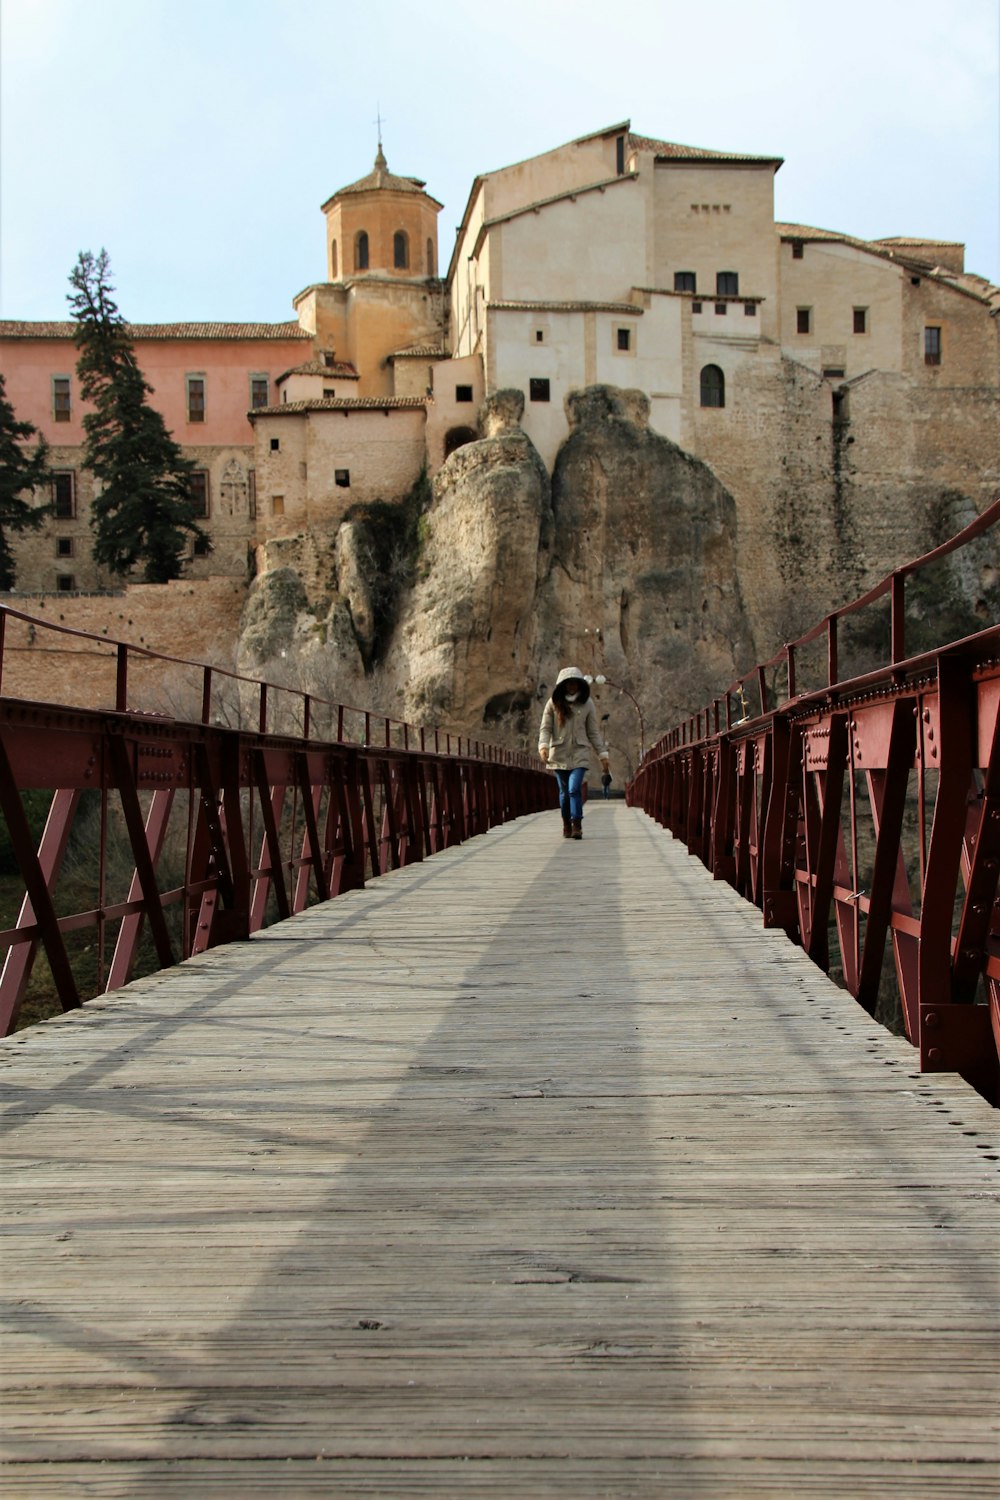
[1,0,997,324]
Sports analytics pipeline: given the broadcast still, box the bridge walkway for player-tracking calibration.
[2,803,998,1498]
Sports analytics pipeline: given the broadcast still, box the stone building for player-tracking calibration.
[1,122,996,650]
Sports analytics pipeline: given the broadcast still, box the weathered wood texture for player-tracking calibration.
[2,804,998,1498]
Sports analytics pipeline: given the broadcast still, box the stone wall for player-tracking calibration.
[1,577,247,714]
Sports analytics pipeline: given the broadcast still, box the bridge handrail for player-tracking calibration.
[628,503,1000,1104]
[650,495,1000,753]
[0,600,527,766]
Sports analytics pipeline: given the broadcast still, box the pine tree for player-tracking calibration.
[0,372,50,590]
[68,249,209,583]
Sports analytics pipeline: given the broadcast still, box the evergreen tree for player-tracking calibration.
[68,249,208,582]
[0,372,50,590]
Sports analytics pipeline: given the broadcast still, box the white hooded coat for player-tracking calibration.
[538,666,609,772]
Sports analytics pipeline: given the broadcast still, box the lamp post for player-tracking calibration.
[589,673,646,760]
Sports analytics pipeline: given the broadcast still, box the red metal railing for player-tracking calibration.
[0,608,555,1034]
[628,499,1000,1103]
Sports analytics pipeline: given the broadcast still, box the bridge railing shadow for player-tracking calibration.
[0,610,555,1034]
[628,499,1000,1104]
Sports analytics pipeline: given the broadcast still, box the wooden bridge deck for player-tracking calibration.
[2,803,998,1498]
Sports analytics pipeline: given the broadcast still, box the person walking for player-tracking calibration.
[538,666,610,840]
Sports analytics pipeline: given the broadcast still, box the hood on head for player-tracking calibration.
[552,666,590,704]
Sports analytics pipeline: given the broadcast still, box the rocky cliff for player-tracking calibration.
[237,385,754,767]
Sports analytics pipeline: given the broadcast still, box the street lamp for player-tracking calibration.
[590,673,646,759]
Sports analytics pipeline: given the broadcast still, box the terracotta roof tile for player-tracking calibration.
[388,344,449,358]
[250,396,427,416]
[0,319,309,341]
[630,132,782,165]
[276,360,359,381]
[488,299,642,314]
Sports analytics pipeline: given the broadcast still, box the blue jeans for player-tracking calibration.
[554,767,586,822]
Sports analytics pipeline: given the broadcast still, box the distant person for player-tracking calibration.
[538,666,610,840]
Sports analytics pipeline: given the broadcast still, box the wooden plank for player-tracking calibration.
[1,804,998,1498]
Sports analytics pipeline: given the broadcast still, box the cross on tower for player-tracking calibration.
[374,105,386,151]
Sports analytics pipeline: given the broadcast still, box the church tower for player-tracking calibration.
[321,144,443,283]
[293,142,447,398]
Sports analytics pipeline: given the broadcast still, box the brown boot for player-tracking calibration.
[562,818,573,838]
[571,819,583,840]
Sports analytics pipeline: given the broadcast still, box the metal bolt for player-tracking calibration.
[927,1047,942,1064]
[924,1012,938,1030]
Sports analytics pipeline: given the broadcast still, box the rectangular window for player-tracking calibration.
[323,388,337,398]
[248,469,256,519]
[335,469,350,488]
[52,376,71,422]
[744,302,757,317]
[674,271,697,294]
[924,326,941,366]
[188,470,209,518]
[455,385,474,402]
[716,271,739,297]
[534,329,545,343]
[692,301,702,314]
[193,534,210,556]
[56,574,75,592]
[616,327,631,351]
[270,437,280,452]
[853,307,868,335]
[822,368,845,379]
[715,303,727,316]
[796,307,812,334]
[615,134,625,175]
[271,495,284,516]
[529,378,550,402]
[250,375,269,409]
[56,537,74,558]
[187,376,205,423]
[52,471,76,519]
[792,242,804,260]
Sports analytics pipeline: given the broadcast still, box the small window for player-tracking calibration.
[323,388,337,398]
[674,271,697,294]
[616,327,631,351]
[56,537,73,558]
[534,329,545,343]
[700,364,725,409]
[744,302,757,317]
[330,239,338,278]
[716,271,739,297]
[616,134,625,175]
[323,351,336,368]
[529,378,550,402]
[692,301,702,314]
[455,385,474,403]
[52,376,71,422]
[426,237,435,275]
[356,231,369,271]
[792,241,804,260]
[270,437,280,452]
[56,575,75,592]
[193,534,210,556]
[822,368,845,380]
[187,376,205,423]
[271,495,285,516]
[393,230,409,270]
[188,470,209,518]
[715,303,727,316]
[853,307,868,335]
[335,469,350,488]
[796,308,811,334]
[248,469,256,519]
[250,376,269,409]
[52,471,76,519]
[924,326,941,366]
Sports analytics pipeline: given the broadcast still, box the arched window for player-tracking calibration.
[426,237,435,276]
[355,231,369,271]
[393,230,409,269]
[330,239,338,278]
[700,365,725,409]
